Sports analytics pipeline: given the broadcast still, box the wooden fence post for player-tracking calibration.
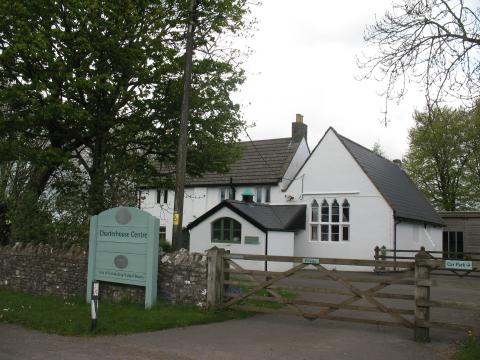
[414,248,431,342]
[374,246,380,273]
[207,247,225,310]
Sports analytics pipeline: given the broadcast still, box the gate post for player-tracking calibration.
[414,248,431,342]
[374,246,380,273]
[207,247,226,310]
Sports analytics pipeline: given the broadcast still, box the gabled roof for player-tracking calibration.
[185,138,300,187]
[187,200,306,232]
[334,130,444,226]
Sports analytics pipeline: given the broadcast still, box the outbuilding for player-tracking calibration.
[187,200,306,271]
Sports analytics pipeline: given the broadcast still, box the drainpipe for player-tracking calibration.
[393,215,402,271]
[229,177,236,200]
[264,231,269,279]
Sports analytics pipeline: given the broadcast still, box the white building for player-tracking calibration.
[185,126,444,267]
[140,114,310,243]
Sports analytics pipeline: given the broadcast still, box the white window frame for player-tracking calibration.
[220,187,234,201]
[255,186,271,203]
[310,198,350,243]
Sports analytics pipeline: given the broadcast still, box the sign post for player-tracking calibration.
[91,281,99,331]
[87,207,160,309]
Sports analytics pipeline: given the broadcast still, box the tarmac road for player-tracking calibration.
[0,313,464,360]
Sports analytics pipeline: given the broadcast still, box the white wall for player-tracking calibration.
[281,138,310,191]
[396,222,443,252]
[267,231,295,271]
[285,129,394,268]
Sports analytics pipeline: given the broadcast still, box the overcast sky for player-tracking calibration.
[232,0,428,160]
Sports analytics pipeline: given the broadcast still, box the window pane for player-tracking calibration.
[321,225,329,241]
[457,232,464,258]
[449,232,456,254]
[228,188,235,200]
[159,226,166,241]
[220,188,226,201]
[256,187,263,203]
[321,200,329,222]
[265,187,271,203]
[442,232,448,259]
[342,199,349,222]
[331,225,339,241]
[163,190,168,204]
[156,189,161,204]
[212,230,221,242]
[311,225,318,241]
[331,200,339,223]
[342,225,349,241]
[311,200,319,222]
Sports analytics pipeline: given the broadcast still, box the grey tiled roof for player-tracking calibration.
[185,138,299,186]
[336,131,444,226]
[187,200,306,232]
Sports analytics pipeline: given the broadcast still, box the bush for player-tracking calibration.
[160,240,172,253]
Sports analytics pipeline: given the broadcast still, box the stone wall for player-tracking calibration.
[0,244,207,307]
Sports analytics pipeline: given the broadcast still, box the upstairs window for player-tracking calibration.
[211,217,241,244]
[156,189,168,204]
[256,186,271,203]
[220,187,235,201]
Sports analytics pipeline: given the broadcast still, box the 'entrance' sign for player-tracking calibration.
[87,207,159,308]
[444,259,473,271]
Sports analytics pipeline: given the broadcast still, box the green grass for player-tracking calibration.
[455,335,480,360]
[0,289,249,336]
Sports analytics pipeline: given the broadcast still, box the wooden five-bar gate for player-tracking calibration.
[206,247,480,342]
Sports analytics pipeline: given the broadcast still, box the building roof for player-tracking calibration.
[187,200,306,232]
[438,211,480,218]
[335,130,444,226]
[185,138,299,187]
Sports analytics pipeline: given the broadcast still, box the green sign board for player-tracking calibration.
[244,236,260,245]
[302,257,320,265]
[87,207,159,308]
[445,259,473,271]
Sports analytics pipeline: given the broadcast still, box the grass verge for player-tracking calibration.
[0,288,249,336]
[455,334,480,360]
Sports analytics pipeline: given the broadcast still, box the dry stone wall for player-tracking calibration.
[0,244,207,306]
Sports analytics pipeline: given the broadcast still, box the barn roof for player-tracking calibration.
[335,130,444,226]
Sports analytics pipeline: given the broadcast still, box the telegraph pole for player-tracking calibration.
[172,0,198,250]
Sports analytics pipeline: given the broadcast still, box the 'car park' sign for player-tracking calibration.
[444,260,473,271]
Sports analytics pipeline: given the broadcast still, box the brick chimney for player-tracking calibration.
[292,114,307,143]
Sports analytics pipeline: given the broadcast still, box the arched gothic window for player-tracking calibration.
[211,217,241,244]
[311,200,319,222]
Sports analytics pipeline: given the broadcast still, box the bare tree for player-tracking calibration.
[359,0,480,122]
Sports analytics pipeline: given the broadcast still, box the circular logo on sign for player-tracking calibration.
[114,255,128,269]
[115,208,132,225]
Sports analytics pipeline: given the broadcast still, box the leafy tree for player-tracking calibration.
[403,106,480,210]
[0,0,252,223]
[359,0,480,119]
[372,141,386,157]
